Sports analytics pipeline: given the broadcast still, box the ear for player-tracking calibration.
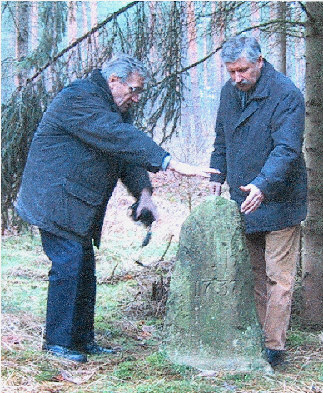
[108,74,120,84]
[257,55,264,68]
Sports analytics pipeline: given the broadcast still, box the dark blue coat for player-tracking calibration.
[16,70,168,246]
[210,60,307,233]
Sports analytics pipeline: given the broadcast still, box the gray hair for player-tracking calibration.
[221,36,262,63]
[101,54,149,82]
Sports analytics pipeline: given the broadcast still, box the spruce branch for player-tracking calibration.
[19,1,140,91]
[298,2,315,23]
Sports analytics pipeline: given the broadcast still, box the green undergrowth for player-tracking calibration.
[2,232,323,393]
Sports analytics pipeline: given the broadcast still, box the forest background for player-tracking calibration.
[1,1,323,392]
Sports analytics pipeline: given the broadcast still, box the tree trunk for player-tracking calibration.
[251,1,261,41]
[82,2,89,35]
[275,2,287,74]
[148,1,157,62]
[184,1,203,162]
[30,2,38,51]
[301,2,323,329]
[67,1,78,79]
[294,5,306,92]
[67,1,77,44]
[90,1,99,50]
[15,1,30,87]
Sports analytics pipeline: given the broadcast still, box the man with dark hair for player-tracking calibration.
[17,54,217,363]
[210,36,307,367]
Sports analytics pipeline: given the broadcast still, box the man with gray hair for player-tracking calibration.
[210,36,307,367]
[16,53,218,363]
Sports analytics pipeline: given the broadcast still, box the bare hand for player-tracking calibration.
[168,159,220,178]
[136,188,158,221]
[211,182,222,196]
[240,184,264,214]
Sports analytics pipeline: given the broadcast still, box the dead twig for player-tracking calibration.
[159,234,174,262]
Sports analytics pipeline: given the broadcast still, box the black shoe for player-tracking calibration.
[80,342,119,355]
[43,344,87,363]
[265,348,285,367]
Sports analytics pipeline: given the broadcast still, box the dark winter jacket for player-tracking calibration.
[16,69,168,246]
[210,60,307,233]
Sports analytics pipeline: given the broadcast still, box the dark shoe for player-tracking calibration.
[80,342,119,355]
[265,348,285,367]
[43,344,87,363]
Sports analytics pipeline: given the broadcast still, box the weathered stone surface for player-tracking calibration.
[162,196,270,372]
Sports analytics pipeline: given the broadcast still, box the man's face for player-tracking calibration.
[108,72,144,113]
[225,56,263,92]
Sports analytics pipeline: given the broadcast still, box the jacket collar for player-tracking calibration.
[89,69,111,94]
[249,59,273,100]
[88,69,133,122]
[88,69,119,110]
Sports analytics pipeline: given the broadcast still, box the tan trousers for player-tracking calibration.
[246,225,301,350]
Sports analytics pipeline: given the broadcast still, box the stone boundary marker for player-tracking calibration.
[162,196,271,373]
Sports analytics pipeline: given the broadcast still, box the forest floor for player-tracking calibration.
[2,173,323,393]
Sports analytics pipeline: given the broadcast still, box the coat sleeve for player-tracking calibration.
[210,92,227,183]
[119,162,152,200]
[44,84,168,173]
[251,90,305,198]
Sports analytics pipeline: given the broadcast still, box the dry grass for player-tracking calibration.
[2,176,323,392]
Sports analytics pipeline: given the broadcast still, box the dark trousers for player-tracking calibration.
[40,230,96,348]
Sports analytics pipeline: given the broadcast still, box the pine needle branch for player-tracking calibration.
[19,1,140,91]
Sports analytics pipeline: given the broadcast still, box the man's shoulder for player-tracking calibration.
[67,71,114,104]
[266,62,303,98]
[63,77,97,95]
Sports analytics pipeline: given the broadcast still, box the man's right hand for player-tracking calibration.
[210,182,222,196]
[167,159,220,178]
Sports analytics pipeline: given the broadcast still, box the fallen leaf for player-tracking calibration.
[122,274,133,281]
[2,335,23,345]
[53,371,83,385]
[140,331,151,338]
[197,369,218,377]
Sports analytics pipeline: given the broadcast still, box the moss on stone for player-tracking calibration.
[162,197,270,373]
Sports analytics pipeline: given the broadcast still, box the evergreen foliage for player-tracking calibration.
[1,84,47,229]
[1,1,69,229]
[1,1,307,229]
[1,2,140,229]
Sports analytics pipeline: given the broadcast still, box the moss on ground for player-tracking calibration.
[1,232,322,393]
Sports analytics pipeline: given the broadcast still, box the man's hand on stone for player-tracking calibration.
[168,159,220,178]
[240,184,264,214]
